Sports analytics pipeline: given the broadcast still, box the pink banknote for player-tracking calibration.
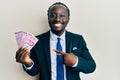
[15,31,38,50]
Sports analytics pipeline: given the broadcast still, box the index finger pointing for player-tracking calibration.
[53,49,65,55]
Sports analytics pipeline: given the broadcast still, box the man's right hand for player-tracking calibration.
[15,47,33,67]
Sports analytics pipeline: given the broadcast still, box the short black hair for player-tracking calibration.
[47,2,70,17]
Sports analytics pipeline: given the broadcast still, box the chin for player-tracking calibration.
[51,29,63,35]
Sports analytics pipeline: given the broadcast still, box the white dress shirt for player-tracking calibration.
[50,31,66,80]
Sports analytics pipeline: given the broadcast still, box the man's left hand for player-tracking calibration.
[53,49,77,67]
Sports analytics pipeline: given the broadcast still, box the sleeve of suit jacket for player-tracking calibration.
[70,34,96,73]
[23,47,39,76]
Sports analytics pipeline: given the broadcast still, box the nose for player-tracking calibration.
[55,17,60,22]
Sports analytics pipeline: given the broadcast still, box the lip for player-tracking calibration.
[54,23,62,27]
[51,23,63,30]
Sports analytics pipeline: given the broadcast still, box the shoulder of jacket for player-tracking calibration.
[67,31,82,38]
[36,31,50,38]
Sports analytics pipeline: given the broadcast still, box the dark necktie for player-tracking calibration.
[56,38,64,80]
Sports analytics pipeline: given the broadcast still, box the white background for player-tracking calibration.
[0,0,120,80]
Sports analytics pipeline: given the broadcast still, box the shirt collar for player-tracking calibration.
[50,30,65,41]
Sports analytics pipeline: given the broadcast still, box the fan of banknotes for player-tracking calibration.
[15,31,38,50]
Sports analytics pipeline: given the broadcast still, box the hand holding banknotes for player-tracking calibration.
[16,47,33,67]
[15,31,38,66]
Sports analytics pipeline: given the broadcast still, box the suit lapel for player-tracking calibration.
[43,31,51,74]
[66,31,72,53]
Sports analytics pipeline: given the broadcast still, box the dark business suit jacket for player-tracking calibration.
[23,31,96,80]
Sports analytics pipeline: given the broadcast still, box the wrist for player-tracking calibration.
[25,60,33,67]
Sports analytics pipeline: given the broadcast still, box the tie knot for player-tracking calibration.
[57,37,61,42]
[57,37,62,51]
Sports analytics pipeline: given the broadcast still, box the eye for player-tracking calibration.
[59,14,65,18]
[49,14,56,18]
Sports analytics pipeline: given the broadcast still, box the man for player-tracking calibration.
[16,2,96,80]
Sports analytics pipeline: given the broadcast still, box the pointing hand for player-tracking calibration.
[53,49,77,67]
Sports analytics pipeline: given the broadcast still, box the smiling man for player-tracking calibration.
[15,2,96,80]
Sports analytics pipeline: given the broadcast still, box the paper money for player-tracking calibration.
[15,31,38,50]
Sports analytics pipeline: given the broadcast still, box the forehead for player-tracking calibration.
[49,5,67,13]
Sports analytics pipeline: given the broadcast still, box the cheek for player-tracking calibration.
[48,18,53,22]
[63,19,69,24]
[63,18,69,22]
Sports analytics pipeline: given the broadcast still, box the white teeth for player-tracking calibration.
[54,23,62,27]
